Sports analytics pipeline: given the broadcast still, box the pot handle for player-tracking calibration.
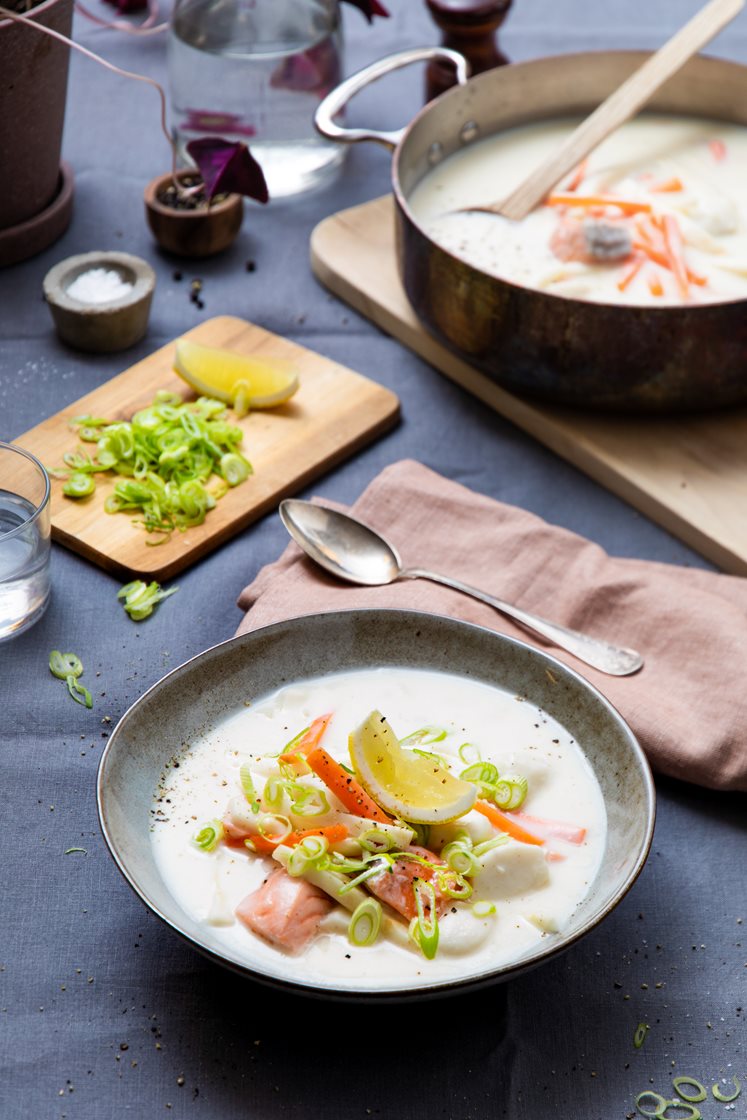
[314,47,470,151]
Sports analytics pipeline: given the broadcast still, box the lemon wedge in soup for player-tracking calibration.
[349,711,477,825]
[173,339,299,415]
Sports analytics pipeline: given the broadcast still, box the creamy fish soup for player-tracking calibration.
[409,114,747,305]
[151,667,606,990]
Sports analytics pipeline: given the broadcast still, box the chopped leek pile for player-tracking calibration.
[187,710,575,962]
[49,649,93,709]
[118,579,178,621]
[52,391,252,544]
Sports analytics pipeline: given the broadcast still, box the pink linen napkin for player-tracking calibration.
[237,460,747,792]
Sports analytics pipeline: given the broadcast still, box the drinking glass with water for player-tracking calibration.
[0,443,51,641]
[168,0,347,199]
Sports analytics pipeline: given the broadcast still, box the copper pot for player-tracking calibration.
[315,48,747,412]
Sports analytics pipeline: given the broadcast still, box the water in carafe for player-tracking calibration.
[169,0,346,198]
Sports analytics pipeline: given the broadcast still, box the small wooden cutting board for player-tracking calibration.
[15,316,399,580]
[311,195,747,575]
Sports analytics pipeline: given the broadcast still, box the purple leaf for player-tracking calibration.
[340,0,390,22]
[186,138,269,205]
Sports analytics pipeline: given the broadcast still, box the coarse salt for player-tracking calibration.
[66,268,134,304]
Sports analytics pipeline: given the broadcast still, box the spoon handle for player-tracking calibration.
[401,568,643,677]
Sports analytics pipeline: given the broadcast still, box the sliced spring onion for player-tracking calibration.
[257,814,292,844]
[408,822,431,848]
[400,726,448,746]
[289,786,329,818]
[359,828,396,854]
[635,1091,668,1118]
[337,858,390,895]
[712,1077,741,1103]
[263,776,286,811]
[473,834,509,857]
[412,747,450,768]
[435,870,473,900]
[658,1103,701,1120]
[49,651,83,680]
[117,579,179,621]
[57,393,252,541]
[239,764,260,813]
[220,452,252,487]
[441,840,477,876]
[299,835,329,861]
[348,898,382,947]
[66,674,93,709]
[492,776,529,811]
[472,901,497,918]
[62,472,95,498]
[410,879,439,960]
[633,1022,649,1049]
[460,761,500,789]
[672,1079,706,1104]
[193,821,224,851]
[458,742,481,765]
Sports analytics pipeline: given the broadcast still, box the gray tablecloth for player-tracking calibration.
[2,2,746,1118]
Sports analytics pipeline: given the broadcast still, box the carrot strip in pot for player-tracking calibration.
[633,240,706,287]
[617,254,645,292]
[648,177,683,192]
[244,823,349,856]
[279,712,333,764]
[306,747,393,823]
[546,193,652,216]
[709,138,727,161]
[648,270,664,297]
[474,800,544,845]
[662,214,690,300]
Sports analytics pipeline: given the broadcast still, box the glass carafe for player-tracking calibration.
[168,0,346,199]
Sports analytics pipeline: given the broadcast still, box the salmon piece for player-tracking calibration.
[365,846,450,922]
[235,868,333,953]
[550,217,632,264]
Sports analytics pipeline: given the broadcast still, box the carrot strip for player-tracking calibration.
[617,254,645,292]
[648,270,664,297]
[279,712,333,764]
[633,241,706,287]
[547,193,652,216]
[474,800,544,846]
[564,158,588,192]
[661,214,690,300]
[306,747,393,823]
[709,138,727,162]
[243,823,349,855]
[648,177,683,192]
[511,811,587,845]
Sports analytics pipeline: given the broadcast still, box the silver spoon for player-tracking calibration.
[279,499,643,677]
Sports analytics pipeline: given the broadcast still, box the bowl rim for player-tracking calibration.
[97,607,656,1001]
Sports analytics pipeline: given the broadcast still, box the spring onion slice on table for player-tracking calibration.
[191,708,591,961]
[49,650,93,708]
[118,580,178,621]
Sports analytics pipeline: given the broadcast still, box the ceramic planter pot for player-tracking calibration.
[0,0,75,264]
[144,170,243,257]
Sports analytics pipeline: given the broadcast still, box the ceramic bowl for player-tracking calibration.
[43,250,155,352]
[97,609,655,1001]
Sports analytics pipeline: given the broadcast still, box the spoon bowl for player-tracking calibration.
[278,499,644,677]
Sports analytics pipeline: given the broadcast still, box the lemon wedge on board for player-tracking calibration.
[173,339,300,415]
[349,711,477,825]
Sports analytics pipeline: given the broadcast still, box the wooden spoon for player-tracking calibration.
[468,0,744,221]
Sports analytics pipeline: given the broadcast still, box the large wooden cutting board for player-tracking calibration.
[15,316,399,580]
[311,195,747,575]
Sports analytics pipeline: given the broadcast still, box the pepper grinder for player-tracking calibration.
[424,0,512,101]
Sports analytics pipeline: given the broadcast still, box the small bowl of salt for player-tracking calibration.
[43,251,156,352]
